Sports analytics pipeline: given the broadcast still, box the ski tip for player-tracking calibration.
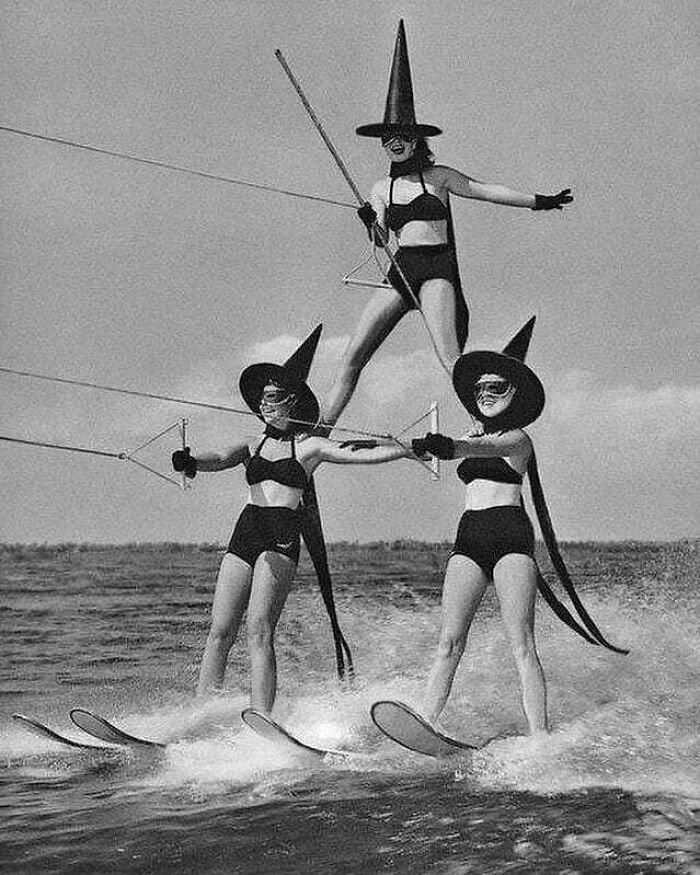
[69,708,166,749]
[371,699,477,757]
[13,712,107,750]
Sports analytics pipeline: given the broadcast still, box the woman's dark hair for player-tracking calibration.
[413,138,435,169]
[479,391,534,434]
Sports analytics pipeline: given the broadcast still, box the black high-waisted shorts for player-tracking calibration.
[227,504,300,567]
[386,244,457,309]
[450,505,535,578]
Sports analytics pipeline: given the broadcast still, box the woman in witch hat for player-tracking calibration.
[172,325,410,713]
[410,317,627,734]
[321,20,572,429]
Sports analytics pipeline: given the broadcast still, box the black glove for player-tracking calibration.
[357,202,377,232]
[172,447,197,479]
[412,432,455,460]
[339,439,378,451]
[411,437,429,458]
[357,202,387,248]
[533,188,573,211]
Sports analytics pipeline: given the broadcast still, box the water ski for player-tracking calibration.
[241,709,335,759]
[370,700,477,758]
[13,713,107,751]
[69,709,166,749]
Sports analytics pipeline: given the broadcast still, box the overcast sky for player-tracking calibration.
[1,0,697,544]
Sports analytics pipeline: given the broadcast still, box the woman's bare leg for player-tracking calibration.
[197,554,253,696]
[321,286,408,427]
[420,279,462,373]
[246,551,296,714]
[493,554,548,734]
[422,555,489,724]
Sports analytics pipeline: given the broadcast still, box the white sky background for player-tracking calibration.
[0,0,697,543]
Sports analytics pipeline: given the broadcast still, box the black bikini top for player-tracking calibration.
[457,457,523,486]
[386,173,449,233]
[245,435,308,490]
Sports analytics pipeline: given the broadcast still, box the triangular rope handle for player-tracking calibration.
[122,419,188,489]
[342,244,390,290]
[0,421,186,489]
[527,452,629,654]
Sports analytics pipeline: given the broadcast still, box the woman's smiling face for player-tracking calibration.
[473,373,516,418]
[259,382,296,427]
[381,134,416,163]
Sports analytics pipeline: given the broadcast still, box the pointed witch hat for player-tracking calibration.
[356,19,442,139]
[239,325,322,429]
[452,316,545,428]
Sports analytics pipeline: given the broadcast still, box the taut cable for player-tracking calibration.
[0,365,393,441]
[0,124,354,210]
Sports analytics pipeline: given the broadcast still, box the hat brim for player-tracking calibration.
[452,351,545,428]
[355,122,442,138]
[239,363,320,429]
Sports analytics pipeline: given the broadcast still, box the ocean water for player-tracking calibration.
[1,540,698,874]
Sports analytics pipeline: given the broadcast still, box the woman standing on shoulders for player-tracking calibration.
[322,20,572,428]
[411,318,626,735]
[172,325,410,714]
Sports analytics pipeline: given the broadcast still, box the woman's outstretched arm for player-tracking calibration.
[172,440,249,477]
[413,429,531,460]
[439,166,572,210]
[304,436,411,468]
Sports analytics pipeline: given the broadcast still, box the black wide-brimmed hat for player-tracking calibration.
[356,20,442,139]
[239,325,322,429]
[452,317,545,429]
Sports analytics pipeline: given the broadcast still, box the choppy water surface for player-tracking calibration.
[2,540,698,873]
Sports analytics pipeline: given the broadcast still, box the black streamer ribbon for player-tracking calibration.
[298,476,354,680]
[527,451,629,654]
